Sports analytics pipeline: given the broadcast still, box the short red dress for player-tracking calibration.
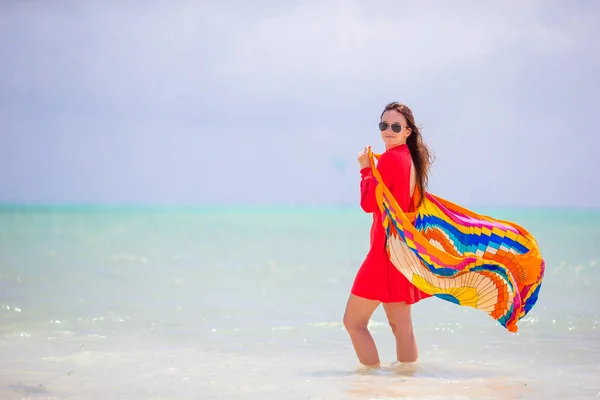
[351,143,432,304]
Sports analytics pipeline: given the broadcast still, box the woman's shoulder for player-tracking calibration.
[381,145,410,164]
[376,148,410,181]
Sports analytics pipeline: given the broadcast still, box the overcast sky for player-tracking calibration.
[1,1,598,208]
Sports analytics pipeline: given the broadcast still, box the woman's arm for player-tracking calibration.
[359,153,395,213]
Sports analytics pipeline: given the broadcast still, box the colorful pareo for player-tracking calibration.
[368,149,545,332]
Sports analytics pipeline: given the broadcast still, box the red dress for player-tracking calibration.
[351,144,432,304]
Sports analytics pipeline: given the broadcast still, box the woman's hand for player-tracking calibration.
[357,146,371,169]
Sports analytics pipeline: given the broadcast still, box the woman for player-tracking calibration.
[343,102,434,367]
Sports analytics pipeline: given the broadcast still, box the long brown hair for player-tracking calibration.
[381,102,434,206]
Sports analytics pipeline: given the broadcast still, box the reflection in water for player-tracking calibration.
[346,362,533,399]
[308,361,535,400]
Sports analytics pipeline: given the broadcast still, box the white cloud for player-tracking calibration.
[214,1,585,98]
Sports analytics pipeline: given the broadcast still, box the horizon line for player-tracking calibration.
[0,201,598,213]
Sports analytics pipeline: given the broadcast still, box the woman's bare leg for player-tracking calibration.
[343,294,381,366]
[382,302,418,363]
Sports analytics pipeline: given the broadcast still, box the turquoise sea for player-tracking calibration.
[0,206,598,399]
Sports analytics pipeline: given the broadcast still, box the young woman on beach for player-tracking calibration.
[343,102,434,367]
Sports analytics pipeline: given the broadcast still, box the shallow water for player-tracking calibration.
[0,207,599,399]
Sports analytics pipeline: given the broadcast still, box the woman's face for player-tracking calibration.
[379,109,411,149]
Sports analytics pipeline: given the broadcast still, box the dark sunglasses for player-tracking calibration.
[378,122,403,133]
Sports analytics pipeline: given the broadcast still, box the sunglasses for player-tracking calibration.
[378,122,403,133]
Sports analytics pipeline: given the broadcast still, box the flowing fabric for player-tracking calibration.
[367,149,545,332]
